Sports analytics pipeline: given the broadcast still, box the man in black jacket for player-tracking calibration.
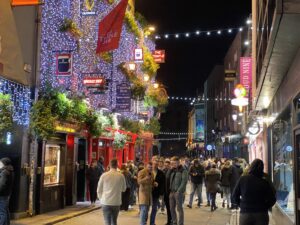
[150,157,165,225]
[232,159,276,225]
[163,159,172,225]
[0,157,14,225]
[187,159,205,208]
[230,158,243,209]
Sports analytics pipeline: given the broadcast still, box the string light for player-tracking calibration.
[154,26,246,40]
[160,131,194,135]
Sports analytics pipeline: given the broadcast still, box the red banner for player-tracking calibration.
[96,0,128,53]
[153,50,165,63]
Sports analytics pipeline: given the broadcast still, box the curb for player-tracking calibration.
[44,206,101,225]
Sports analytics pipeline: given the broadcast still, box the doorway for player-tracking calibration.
[77,139,87,202]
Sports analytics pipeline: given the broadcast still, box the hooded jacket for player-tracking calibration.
[168,165,188,194]
[0,158,14,197]
[205,168,221,193]
[221,164,232,187]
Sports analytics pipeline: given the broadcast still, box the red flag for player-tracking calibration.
[96,0,128,53]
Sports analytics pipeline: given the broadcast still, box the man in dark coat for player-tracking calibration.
[205,164,221,211]
[0,157,14,225]
[163,159,172,225]
[230,158,243,209]
[150,157,165,225]
[187,159,205,208]
[232,159,276,225]
[87,160,101,205]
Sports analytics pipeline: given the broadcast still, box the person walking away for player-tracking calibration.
[204,161,212,206]
[150,158,165,225]
[86,160,101,205]
[187,159,205,208]
[120,164,132,211]
[163,159,173,225]
[205,164,221,211]
[97,159,126,225]
[0,158,14,225]
[230,158,243,209]
[138,162,154,225]
[168,156,188,225]
[221,160,232,209]
[232,159,276,225]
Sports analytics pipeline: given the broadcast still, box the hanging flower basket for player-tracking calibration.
[112,132,127,150]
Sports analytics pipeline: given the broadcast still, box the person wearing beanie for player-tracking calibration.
[0,157,14,225]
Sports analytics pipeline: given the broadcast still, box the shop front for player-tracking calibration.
[35,122,88,214]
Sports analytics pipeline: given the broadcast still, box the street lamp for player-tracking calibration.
[153,83,159,89]
[144,74,150,82]
[148,26,156,32]
[128,62,136,71]
[232,114,238,121]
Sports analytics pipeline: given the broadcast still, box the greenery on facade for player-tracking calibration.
[134,12,148,29]
[0,94,13,138]
[142,46,159,77]
[144,117,160,135]
[144,86,168,112]
[99,51,113,63]
[59,18,83,39]
[125,11,142,39]
[112,132,127,150]
[120,118,144,134]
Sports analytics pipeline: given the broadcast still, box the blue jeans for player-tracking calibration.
[150,197,159,225]
[139,204,150,225]
[102,205,120,225]
[189,183,203,206]
[169,192,184,225]
[0,197,10,225]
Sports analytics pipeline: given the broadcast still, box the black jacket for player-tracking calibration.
[232,174,276,213]
[0,165,14,197]
[230,164,243,190]
[86,167,101,183]
[152,169,165,198]
[189,164,205,184]
[221,166,232,187]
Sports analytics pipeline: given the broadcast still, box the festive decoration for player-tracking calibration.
[112,131,127,150]
[0,77,31,126]
[99,51,113,63]
[59,18,83,39]
[144,86,168,112]
[160,132,193,135]
[125,11,142,39]
[84,0,95,11]
[0,94,13,139]
[120,118,144,134]
[144,117,160,135]
[141,46,159,77]
[231,84,249,111]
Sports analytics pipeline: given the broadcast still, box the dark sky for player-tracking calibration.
[135,0,251,154]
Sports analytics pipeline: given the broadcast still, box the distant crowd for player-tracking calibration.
[87,156,276,225]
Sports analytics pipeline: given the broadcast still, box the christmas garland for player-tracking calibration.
[59,18,83,39]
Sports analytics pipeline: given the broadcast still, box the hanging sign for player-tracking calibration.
[153,50,165,63]
[116,83,131,111]
[11,0,41,6]
[83,77,105,87]
[134,48,143,62]
[240,57,252,98]
[224,70,236,81]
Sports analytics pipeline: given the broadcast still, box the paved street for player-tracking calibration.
[56,204,232,225]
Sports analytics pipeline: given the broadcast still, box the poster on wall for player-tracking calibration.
[116,83,131,111]
[195,103,205,142]
[81,0,96,16]
[56,53,72,76]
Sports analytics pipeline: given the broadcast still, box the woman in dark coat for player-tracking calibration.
[86,160,101,205]
[205,164,221,211]
[120,164,132,211]
[232,159,276,225]
[0,158,14,225]
[221,161,232,208]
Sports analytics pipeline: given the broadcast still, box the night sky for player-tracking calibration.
[136,0,251,155]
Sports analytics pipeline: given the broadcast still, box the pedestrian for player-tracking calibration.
[0,158,14,225]
[127,160,138,208]
[205,163,221,211]
[138,162,154,225]
[230,158,243,209]
[97,158,126,225]
[187,159,205,208]
[150,158,165,225]
[163,159,173,225]
[221,160,232,209]
[204,160,212,206]
[97,156,105,175]
[86,160,101,205]
[120,164,132,211]
[168,156,188,225]
[232,159,276,225]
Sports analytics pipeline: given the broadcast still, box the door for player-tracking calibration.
[77,139,87,202]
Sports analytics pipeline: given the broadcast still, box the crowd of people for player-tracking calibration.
[91,155,276,225]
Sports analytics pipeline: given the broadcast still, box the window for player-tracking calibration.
[44,144,61,185]
[272,108,294,221]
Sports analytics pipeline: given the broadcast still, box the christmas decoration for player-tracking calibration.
[59,18,83,39]
[113,131,127,150]
[0,93,13,139]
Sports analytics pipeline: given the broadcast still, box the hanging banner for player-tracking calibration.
[240,57,252,99]
[96,0,128,53]
[153,50,165,63]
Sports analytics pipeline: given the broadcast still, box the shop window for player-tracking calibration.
[272,108,294,221]
[44,144,61,185]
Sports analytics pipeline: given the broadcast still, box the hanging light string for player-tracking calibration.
[154,26,246,40]
[168,96,233,105]
[160,132,194,135]
[155,137,188,141]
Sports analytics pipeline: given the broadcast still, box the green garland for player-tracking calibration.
[142,46,159,77]
[144,118,160,135]
[0,94,13,138]
[120,118,144,134]
[59,18,83,38]
[144,87,168,112]
[125,11,142,39]
[99,51,113,63]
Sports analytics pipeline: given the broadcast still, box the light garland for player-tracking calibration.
[40,0,156,122]
[155,137,187,141]
[168,96,232,105]
[160,132,193,135]
[0,77,31,126]
[154,26,250,40]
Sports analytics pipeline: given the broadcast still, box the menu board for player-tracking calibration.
[44,144,61,185]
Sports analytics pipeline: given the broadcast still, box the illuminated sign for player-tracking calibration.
[54,122,80,134]
[153,50,165,63]
[11,0,42,6]
[134,48,143,62]
[83,77,105,86]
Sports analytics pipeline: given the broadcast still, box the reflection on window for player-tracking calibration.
[273,110,294,222]
[44,144,61,185]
